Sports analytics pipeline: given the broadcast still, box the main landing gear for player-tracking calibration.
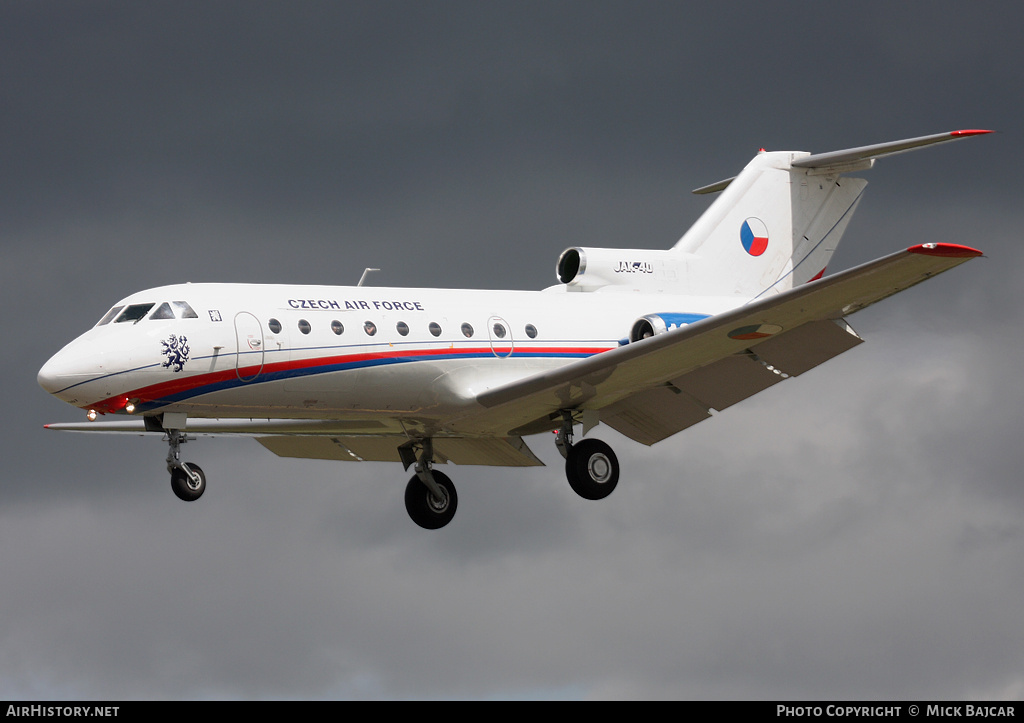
[401,439,458,530]
[555,412,620,501]
[399,414,620,529]
[166,429,206,502]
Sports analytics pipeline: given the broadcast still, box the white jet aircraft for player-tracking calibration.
[39,130,990,529]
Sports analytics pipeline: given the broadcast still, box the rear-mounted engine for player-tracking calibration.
[556,247,683,292]
[628,313,710,343]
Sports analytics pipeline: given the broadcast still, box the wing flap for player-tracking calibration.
[669,352,786,411]
[256,434,542,466]
[599,320,861,445]
[600,385,711,445]
[433,437,544,467]
[256,435,412,463]
[257,435,368,461]
[751,318,863,377]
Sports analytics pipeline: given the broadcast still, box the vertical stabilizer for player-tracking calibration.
[673,150,866,298]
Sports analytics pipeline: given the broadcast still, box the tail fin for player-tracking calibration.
[673,130,991,299]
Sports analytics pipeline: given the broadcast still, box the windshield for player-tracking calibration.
[96,305,124,326]
[114,303,155,323]
[97,300,201,326]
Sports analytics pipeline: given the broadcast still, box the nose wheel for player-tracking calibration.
[171,462,206,501]
[166,429,206,501]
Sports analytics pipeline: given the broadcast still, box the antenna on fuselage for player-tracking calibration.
[357,268,380,287]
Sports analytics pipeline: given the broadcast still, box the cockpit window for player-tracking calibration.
[151,302,175,320]
[172,301,198,319]
[148,301,199,321]
[115,303,155,323]
[96,306,124,326]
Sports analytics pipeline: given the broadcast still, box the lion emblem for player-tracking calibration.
[161,334,190,372]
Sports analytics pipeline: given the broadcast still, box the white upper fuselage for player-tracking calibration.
[38,282,743,437]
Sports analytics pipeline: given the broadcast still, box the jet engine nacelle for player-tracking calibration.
[556,247,682,292]
[628,312,710,343]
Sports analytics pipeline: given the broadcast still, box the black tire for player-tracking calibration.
[404,470,458,529]
[565,438,619,500]
[170,463,206,502]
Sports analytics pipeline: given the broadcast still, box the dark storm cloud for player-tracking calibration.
[3,0,1023,700]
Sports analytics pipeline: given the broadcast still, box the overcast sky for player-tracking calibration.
[2,1,1023,700]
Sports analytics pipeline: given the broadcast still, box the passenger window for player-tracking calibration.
[492,323,507,339]
[268,318,282,334]
[331,320,344,335]
[96,306,124,326]
[396,321,409,336]
[172,301,198,319]
[115,303,155,323]
[298,319,311,335]
[525,324,538,339]
[364,321,377,336]
[150,303,175,320]
[461,323,474,338]
[429,322,442,337]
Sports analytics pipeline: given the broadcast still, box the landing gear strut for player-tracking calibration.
[166,429,206,501]
[402,439,458,529]
[557,411,620,501]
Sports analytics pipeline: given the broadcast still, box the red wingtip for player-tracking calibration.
[950,129,994,137]
[908,243,983,258]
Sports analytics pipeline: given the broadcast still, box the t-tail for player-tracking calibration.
[554,130,989,298]
[673,130,992,298]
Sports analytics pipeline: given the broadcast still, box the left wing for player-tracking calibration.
[43,418,545,467]
[449,243,982,444]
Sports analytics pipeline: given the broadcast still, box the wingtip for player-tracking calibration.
[908,243,983,258]
[950,129,994,137]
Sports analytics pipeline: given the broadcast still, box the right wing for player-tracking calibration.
[448,243,983,444]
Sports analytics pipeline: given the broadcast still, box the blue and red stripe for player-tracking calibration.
[85,344,613,413]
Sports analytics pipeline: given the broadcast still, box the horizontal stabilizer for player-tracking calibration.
[691,176,735,195]
[792,129,992,170]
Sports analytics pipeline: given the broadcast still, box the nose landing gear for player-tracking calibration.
[166,429,206,501]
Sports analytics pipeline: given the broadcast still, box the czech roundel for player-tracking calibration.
[740,218,769,256]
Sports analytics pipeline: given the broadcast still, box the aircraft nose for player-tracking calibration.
[38,345,98,397]
[38,353,70,394]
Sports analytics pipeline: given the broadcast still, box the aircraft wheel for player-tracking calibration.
[565,438,619,500]
[170,463,206,502]
[405,471,458,529]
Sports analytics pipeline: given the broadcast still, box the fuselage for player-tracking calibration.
[38,282,742,437]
